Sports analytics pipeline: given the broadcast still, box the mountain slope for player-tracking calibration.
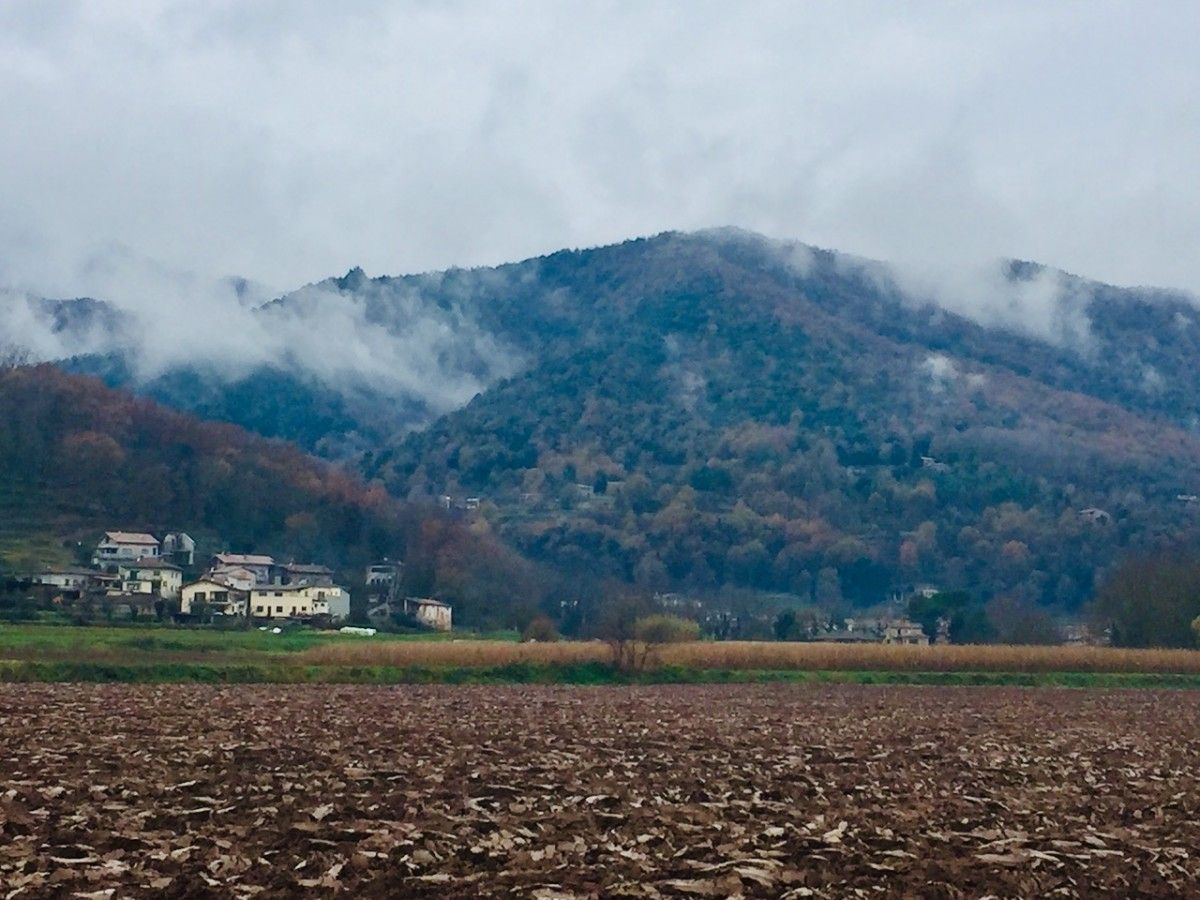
[0,364,542,627]
[352,231,1200,608]
[10,229,1200,611]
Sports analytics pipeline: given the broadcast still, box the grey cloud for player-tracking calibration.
[0,1,1198,337]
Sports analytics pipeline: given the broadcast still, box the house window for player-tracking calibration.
[276,605,283,613]
[255,605,264,613]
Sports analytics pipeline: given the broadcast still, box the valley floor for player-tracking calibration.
[1,684,1198,897]
[5,625,1200,687]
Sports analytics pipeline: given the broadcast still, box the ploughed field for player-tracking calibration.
[1,686,1199,898]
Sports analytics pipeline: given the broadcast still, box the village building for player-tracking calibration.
[882,619,929,646]
[161,532,196,567]
[365,560,401,593]
[117,557,183,600]
[403,596,453,631]
[653,591,702,611]
[840,616,887,637]
[26,568,95,591]
[366,596,453,631]
[818,629,878,643]
[1078,507,1113,525]
[92,531,161,569]
[1062,621,1109,646]
[102,591,159,619]
[210,553,274,585]
[180,577,247,617]
[249,583,350,622]
[208,565,256,591]
[280,562,334,586]
[920,456,951,473]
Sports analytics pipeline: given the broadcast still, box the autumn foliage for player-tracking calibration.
[0,367,539,626]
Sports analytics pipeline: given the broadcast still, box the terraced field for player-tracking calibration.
[1,684,1198,897]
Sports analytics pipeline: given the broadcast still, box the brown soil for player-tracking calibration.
[1,684,1198,898]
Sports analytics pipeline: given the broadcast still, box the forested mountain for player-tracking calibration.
[9,228,1200,613]
[0,365,542,627]
[352,230,1200,610]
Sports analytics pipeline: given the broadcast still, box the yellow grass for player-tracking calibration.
[299,639,1200,674]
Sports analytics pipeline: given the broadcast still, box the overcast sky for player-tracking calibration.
[2,1,1198,301]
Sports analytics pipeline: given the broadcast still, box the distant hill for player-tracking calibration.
[0,365,542,627]
[10,229,1200,610]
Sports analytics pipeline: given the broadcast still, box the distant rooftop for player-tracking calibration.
[104,531,158,544]
[214,553,275,566]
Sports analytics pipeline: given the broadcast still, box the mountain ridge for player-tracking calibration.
[6,229,1200,612]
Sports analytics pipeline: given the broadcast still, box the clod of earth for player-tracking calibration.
[0,684,1198,897]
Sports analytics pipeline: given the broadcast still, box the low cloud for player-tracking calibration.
[1,4,1199,298]
[890,259,1098,351]
[0,249,523,419]
[921,352,958,390]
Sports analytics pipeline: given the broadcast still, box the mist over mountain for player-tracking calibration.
[8,228,1200,439]
[6,228,1200,609]
[2,261,527,455]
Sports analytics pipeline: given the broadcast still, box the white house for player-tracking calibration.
[180,577,247,617]
[93,532,160,568]
[249,583,350,622]
[117,557,183,600]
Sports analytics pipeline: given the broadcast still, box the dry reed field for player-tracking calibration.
[300,638,1200,674]
[1,683,1199,897]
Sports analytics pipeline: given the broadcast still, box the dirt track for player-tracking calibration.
[1,684,1199,898]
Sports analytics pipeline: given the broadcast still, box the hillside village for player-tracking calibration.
[19,530,452,631]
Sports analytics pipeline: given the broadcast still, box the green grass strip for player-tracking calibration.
[4,660,1200,688]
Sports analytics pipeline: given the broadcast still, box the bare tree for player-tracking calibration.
[0,344,31,370]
